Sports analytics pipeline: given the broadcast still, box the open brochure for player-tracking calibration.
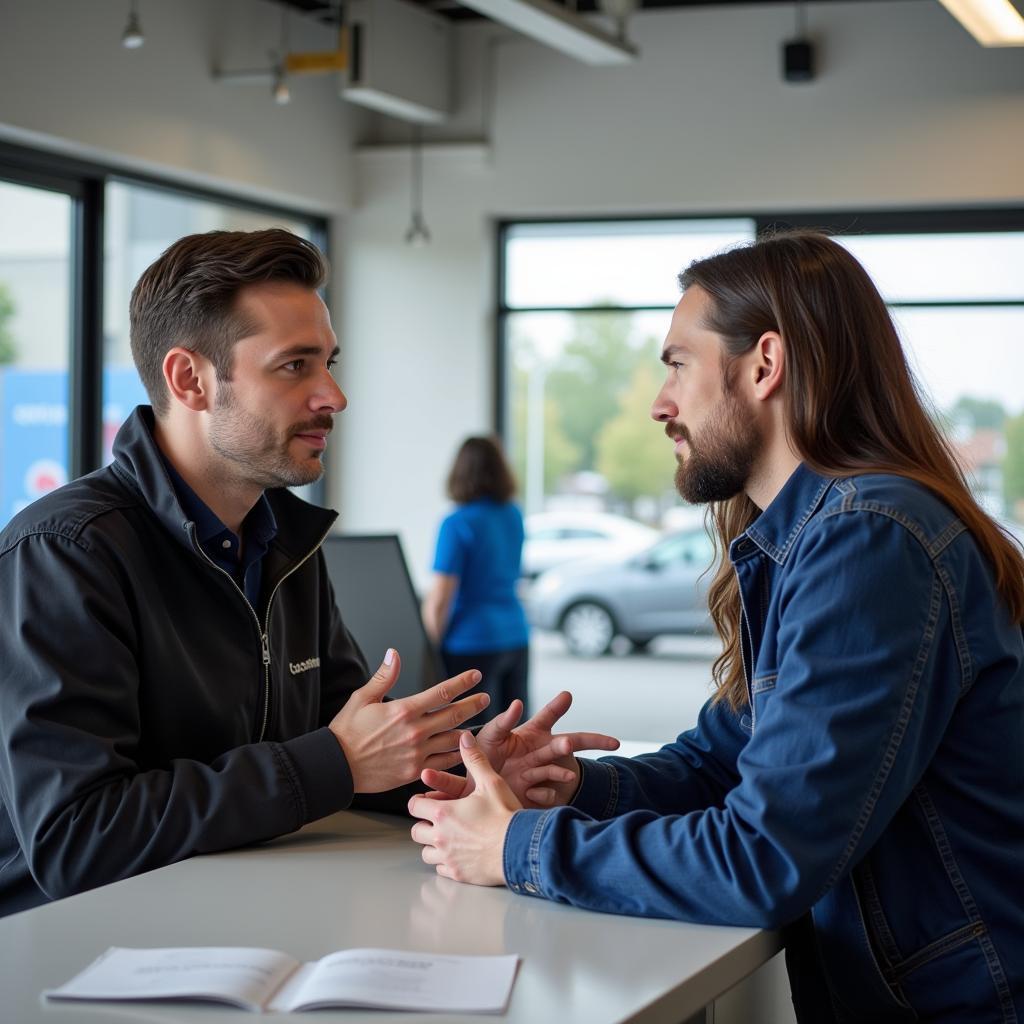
[45,946,520,1014]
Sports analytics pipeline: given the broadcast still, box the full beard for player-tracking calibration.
[671,392,762,505]
[209,386,329,490]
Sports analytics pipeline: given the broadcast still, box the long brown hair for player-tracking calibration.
[680,231,1024,710]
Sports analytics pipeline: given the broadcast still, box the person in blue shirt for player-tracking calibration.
[409,232,1024,1022]
[423,436,530,726]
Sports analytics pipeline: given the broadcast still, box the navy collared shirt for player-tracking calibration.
[162,458,278,611]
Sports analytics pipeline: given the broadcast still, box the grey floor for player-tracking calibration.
[527,630,721,746]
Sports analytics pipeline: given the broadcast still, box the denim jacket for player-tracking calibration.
[503,464,1024,1022]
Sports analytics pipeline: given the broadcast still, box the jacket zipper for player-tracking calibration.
[254,524,333,741]
[185,521,334,743]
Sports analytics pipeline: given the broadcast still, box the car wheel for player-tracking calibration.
[561,602,616,657]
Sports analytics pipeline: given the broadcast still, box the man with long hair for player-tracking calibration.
[0,228,616,917]
[410,232,1024,1022]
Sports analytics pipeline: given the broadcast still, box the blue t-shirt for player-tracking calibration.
[432,499,529,654]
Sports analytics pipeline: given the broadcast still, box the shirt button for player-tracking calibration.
[524,882,538,894]
[222,539,232,549]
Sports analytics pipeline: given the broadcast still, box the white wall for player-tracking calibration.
[2,0,1023,575]
[337,0,1024,584]
[0,0,358,213]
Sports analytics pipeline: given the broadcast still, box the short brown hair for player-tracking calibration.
[447,436,517,504]
[129,228,327,415]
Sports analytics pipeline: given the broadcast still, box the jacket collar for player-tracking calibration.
[111,405,337,561]
[732,462,836,566]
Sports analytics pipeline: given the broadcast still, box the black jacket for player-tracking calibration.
[0,407,386,916]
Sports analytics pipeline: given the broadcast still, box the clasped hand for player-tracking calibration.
[410,690,619,887]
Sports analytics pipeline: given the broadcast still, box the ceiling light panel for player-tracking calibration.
[938,0,1024,46]
[457,0,638,64]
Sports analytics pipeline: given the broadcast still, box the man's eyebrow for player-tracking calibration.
[660,344,689,365]
[270,344,340,361]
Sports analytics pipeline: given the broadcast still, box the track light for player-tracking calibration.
[121,1,144,49]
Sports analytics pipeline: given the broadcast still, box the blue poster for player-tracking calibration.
[0,368,148,527]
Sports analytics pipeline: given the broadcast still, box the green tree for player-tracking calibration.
[1002,412,1024,513]
[544,310,648,471]
[949,395,1007,431]
[0,282,17,364]
[595,362,672,510]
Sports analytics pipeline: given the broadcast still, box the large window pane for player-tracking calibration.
[0,181,73,527]
[839,232,1024,303]
[506,309,677,520]
[893,305,1024,522]
[102,181,317,461]
[505,219,754,309]
[502,220,749,728]
[832,231,1024,527]
[503,220,756,524]
[505,217,1024,743]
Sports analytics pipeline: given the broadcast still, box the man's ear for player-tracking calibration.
[750,331,785,401]
[162,347,212,412]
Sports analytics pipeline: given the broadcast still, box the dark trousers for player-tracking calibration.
[442,645,530,727]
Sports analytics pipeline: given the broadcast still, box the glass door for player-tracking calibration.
[0,179,74,527]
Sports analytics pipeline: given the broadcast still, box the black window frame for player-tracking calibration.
[0,141,331,502]
[495,206,1024,439]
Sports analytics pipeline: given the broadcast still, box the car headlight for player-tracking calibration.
[532,571,564,598]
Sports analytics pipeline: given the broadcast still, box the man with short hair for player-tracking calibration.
[410,232,1024,1021]
[0,228,615,917]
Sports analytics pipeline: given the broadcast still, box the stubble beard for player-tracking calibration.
[208,382,328,490]
[671,391,762,505]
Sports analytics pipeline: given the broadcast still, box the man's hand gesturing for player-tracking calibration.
[329,649,490,793]
[420,690,619,808]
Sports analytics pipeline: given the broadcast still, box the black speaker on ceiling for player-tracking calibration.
[783,39,815,83]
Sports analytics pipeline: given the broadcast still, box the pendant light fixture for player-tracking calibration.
[272,5,291,105]
[121,0,144,49]
[404,127,431,247]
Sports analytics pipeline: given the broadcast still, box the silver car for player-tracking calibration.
[527,527,716,657]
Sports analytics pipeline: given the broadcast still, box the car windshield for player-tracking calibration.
[645,530,714,569]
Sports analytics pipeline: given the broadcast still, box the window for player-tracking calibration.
[647,529,714,570]
[500,218,755,526]
[0,144,327,528]
[0,180,74,525]
[102,182,319,462]
[835,230,1024,525]
[499,213,1024,532]
[504,212,1024,741]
